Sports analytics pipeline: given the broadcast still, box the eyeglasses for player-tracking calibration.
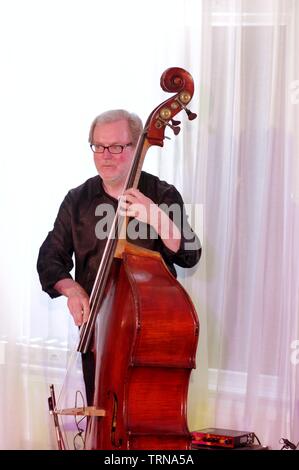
[90,143,132,154]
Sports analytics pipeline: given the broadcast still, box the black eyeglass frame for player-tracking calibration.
[90,143,132,154]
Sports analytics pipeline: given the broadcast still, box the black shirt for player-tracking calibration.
[37,171,201,298]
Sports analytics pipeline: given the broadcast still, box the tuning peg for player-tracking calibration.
[167,123,181,135]
[184,108,197,121]
[171,118,181,126]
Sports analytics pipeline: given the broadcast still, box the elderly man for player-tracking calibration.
[37,109,201,403]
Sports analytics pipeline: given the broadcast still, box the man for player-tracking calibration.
[37,109,201,404]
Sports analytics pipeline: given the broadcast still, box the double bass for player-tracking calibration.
[51,67,199,450]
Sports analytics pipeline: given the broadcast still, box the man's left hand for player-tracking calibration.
[120,188,159,226]
[119,188,181,253]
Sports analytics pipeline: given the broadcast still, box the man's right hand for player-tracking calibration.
[54,278,90,326]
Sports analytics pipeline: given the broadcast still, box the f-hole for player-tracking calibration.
[109,391,123,448]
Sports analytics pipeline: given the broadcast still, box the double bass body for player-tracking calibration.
[85,243,199,450]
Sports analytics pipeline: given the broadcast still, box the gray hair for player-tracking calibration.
[89,109,143,146]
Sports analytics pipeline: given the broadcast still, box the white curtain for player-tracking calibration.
[0,0,298,450]
[191,0,299,449]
